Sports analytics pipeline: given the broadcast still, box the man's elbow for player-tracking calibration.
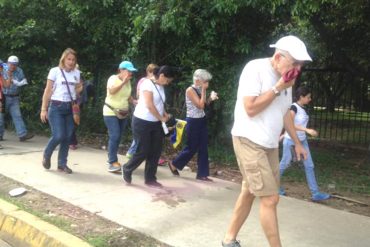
[245,107,256,118]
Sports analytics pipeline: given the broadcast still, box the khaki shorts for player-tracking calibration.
[232,136,280,196]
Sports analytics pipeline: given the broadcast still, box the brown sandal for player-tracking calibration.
[168,163,180,176]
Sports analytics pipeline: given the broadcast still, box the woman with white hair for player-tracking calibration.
[168,69,218,181]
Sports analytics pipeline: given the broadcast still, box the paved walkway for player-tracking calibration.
[0,131,369,247]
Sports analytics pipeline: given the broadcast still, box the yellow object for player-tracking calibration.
[0,199,92,247]
[103,75,131,116]
[173,119,187,148]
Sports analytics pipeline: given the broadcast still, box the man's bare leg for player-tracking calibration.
[223,190,255,244]
[260,194,281,247]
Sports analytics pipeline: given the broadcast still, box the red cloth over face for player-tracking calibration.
[283,68,300,82]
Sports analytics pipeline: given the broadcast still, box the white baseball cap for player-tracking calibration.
[270,35,312,62]
[8,55,19,64]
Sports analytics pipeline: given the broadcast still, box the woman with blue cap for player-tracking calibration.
[103,60,137,173]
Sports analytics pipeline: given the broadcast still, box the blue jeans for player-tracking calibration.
[172,117,209,177]
[44,101,75,167]
[127,139,138,155]
[279,138,320,194]
[104,116,128,164]
[0,96,27,138]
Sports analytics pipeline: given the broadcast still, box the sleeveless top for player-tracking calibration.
[186,86,206,118]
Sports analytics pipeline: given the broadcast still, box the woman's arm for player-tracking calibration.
[186,87,207,109]
[40,79,54,123]
[109,73,130,95]
[109,80,128,95]
[284,111,307,160]
[75,80,83,95]
[128,96,138,105]
[290,110,318,137]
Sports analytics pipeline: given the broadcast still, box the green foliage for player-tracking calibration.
[0,0,368,144]
[86,234,112,247]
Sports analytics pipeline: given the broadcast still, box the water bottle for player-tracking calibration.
[162,121,169,135]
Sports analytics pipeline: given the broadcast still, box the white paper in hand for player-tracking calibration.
[13,78,28,87]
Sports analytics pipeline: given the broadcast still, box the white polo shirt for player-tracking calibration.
[231,58,292,148]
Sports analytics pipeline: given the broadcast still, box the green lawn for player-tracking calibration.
[209,141,370,195]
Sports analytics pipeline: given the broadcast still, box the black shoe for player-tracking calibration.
[19,133,34,142]
[57,165,73,174]
[42,157,51,169]
[0,136,3,141]
[168,163,180,176]
[145,180,163,188]
[196,176,213,182]
[121,167,132,184]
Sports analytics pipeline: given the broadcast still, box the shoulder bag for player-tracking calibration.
[60,68,81,125]
[104,102,129,119]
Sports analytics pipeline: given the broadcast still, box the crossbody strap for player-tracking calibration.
[104,102,116,111]
[60,68,74,102]
[191,86,201,98]
[191,86,211,106]
[150,80,166,105]
[150,80,167,109]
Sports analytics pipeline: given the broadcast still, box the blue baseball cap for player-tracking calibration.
[118,61,137,72]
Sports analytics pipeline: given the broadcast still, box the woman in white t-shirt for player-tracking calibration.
[126,63,158,158]
[122,65,176,187]
[279,86,330,201]
[40,48,83,174]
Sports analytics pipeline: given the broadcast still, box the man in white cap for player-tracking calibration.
[222,36,311,247]
[0,55,34,142]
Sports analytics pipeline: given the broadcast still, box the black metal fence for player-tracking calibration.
[299,70,370,147]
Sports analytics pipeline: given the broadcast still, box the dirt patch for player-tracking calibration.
[0,174,169,247]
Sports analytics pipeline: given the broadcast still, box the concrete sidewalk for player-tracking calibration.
[0,131,369,247]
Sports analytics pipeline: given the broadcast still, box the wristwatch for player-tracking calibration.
[271,86,280,96]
